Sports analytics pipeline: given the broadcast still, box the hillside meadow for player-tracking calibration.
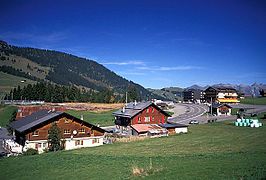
[240,97,266,105]
[0,120,265,179]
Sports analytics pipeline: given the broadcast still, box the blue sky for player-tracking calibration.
[1,0,266,88]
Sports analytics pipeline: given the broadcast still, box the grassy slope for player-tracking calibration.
[0,105,17,127]
[66,109,116,126]
[1,120,266,179]
[0,72,36,99]
[240,97,266,105]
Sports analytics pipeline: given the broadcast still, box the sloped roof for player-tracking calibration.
[10,110,63,133]
[131,124,167,133]
[10,110,105,133]
[212,103,232,109]
[112,101,170,118]
[159,123,188,128]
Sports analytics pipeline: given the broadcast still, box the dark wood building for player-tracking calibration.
[113,101,171,127]
[183,89,205,103]
[10,110,105,153]
[260,88,266,97]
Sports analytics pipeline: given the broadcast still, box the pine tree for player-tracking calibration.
[48,123,62,151]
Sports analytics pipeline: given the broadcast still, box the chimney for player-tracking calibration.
[81,115,84,120]
[134,100,137,106]
[122,106,125,113]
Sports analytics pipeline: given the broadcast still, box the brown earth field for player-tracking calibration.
[45,102,124,112]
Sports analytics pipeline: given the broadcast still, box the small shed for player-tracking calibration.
[130,124,168,137]
[159,123,188,135]
[211,103,232,116]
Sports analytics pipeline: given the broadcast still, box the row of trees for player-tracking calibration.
[4,82,141,103]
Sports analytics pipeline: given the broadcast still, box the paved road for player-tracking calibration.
[168,103,208,124]
[168,103,266,125]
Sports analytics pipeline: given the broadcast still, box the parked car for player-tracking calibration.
[189,120,199,124]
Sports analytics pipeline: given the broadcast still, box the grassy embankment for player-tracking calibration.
[0,120,266,179]
[0,105,17,127]
[240,97,266,105]
[67,109,116,127]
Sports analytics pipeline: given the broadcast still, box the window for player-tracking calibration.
[92,138,99,144]
[146,108,149,113]
[79,128,85,134]
[43,143,47,148]
[152,117,155,121]
[38,143,42,148]
[32,130,39,136]
[75,140,80,146]
[152,108,154,113]
[64,129,71,134]
[144,117,150,122]
[138,117,141,123]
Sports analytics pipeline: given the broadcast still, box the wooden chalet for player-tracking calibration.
[211,103,232,116]
[204,86,239,104]
[112,101,171,127]
[9,110,105,153]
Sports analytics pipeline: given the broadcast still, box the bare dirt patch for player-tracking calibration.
[46,102,124,112]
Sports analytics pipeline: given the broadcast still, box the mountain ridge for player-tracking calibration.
[0,40,159,101]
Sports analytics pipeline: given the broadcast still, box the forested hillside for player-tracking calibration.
[0,40,162,102]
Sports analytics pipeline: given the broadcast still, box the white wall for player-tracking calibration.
[24,136,104,153]
[175,127,188,134]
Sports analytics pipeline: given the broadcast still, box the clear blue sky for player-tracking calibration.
[1,0,265,88]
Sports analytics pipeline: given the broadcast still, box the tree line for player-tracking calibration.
[4,82,141,103]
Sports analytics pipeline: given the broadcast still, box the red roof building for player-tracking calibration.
[113,101,171,127]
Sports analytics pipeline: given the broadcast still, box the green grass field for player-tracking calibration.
[0,105,17,127]
[66,109,116,126]
[1,120,265,179]
[240,97,266,105]
[0,72,36,99]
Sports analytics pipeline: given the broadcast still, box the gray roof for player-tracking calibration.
[113,101,170,118]
[10,110,64,133]
[212,103,232,109]
[159,123,188,128]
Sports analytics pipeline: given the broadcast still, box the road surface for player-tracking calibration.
[168,103,208,124]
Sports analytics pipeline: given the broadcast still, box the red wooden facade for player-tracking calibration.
[131,105,166,125]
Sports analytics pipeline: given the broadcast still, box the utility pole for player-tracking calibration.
[210,96,213,115]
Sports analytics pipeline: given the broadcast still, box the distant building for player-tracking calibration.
[204,86,239,103]
[183,89,205,103]
[9,110,105,153]
[260,88,266,97]
[112,101,171,127]
[211,103,232,116]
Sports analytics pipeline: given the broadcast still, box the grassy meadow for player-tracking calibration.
[0,120,265,179]
[240,97,266,105]
[0,105,17,127]
[0,72,36,99]
[66,109,116,126]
